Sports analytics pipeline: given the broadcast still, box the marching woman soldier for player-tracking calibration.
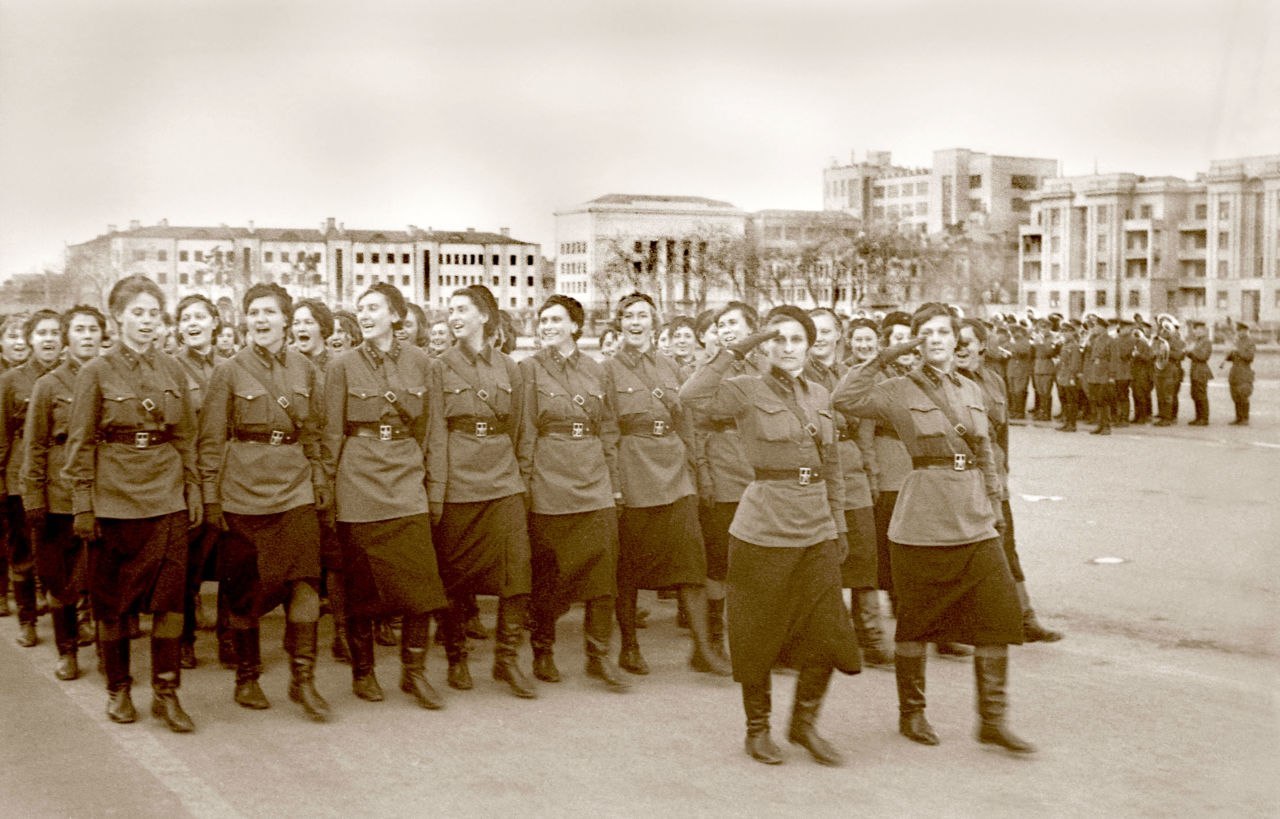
[517,294,628,691]
[605,293,730,678]
[197,283,330,720]
[425,284,537,698]
[63,274,203,732]
[322,283,448,709]
[834,303,1033,754]
[0,314,29,617]
[0,309,65,647]
[808,310,893,668]
[682,305,860,767]
[21,305,105,678]
[173,294,230,669]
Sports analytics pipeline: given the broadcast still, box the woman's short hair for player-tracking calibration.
[538,294,585,340]
[108,274,165,316]
[242,282,293,321]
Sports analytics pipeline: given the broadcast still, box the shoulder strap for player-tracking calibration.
[768,376,825,462]
[102,354,166,426]
[233,357,302,431]
[905,370,976,461]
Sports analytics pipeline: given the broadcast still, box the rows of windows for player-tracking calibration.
[872,203,928,220]
[354,252,411,265]
[558,280,588,295]
[871,181,929,199]
[560,261,587,276]
[559,241,587,255]
[1028,285,1273,312]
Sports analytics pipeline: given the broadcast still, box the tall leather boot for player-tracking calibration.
[232,627,270,709]
[440,604,473,691]
[346,617,383,701]
[1016,582,1063,643]
[788,665,842,766]
[100,622,136,724]
[615,587,649,675]
[150,636,195,733]
[400,613,444,710]
[742,679,783,764]
[78,595,96,646]
[492,596,536,699]
[583,597,629,690]
[52,603,80,681]
[328,571,349,663]
[13,573,38,647]
[852,590,894,668]
[681,585,731,676]
[285,620,330,722]
[974,654,1035,753]
[530,604,560,683]
[706,597,729,663]
[216,589,238,669]
[895,652,938,745]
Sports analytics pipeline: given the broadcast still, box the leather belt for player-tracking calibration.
[620,417,672,437]
[912,455,972,471]
[699,418,737,432]
[446,416,509,438]
[344,422,414,441]
[234,428,300,446]
[100,429,173,448]
[538,420,598,439]
[754,467,823,486]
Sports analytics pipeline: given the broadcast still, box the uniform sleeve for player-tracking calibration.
[62,362,102,515]
[424,358,447,506]
[320,357,347,488]
[679,349,748,420]
[515,358,537,493]
[0,376,13,497]
[855,417,878,496]
[832,359,892,423]
[302,359,326,496]
[167,359,200,497]
[597,363,621,495]
[824,438,846,534]
[197,361,233,504]
[20,378,51,511]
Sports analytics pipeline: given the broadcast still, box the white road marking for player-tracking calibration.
[1020,494,1063,502]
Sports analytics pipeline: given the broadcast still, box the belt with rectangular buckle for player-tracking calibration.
[100,429,172,448]
[753,466,823,486]
[344,422,413,441]
[233,428,299,446]
[620,418,670,437]
[446,416,509,438]
[537,421,598,438]
[912,455,971,471]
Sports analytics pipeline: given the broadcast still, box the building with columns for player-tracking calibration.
[553,194,746,316]
[65,218,543,316]
[1017,154,1280,329]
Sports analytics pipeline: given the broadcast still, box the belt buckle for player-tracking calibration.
[269,430,285,446]
[798,467,812,486]
[953,454,967,471]
[140,398,157,414]
[474,421,489,438]
[134,431,150,449]
[383,390,398,404]
[379,424,393,441]
[652,419,666,436]
[571,422,585,439]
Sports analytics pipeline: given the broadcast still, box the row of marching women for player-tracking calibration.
[2,275,1061,766]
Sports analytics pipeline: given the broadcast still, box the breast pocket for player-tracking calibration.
[753,401,793,442]
[101,393,138,427]
[161,387,184,425]
[816,408,835,446]
[346,388,387,423]
[52,395,73,432]
[614,385,649,418]
[906,401,950,439]
[233,388,271,426]
[964,403,989,439]
[399,386,426,419]
[492,382,513,416]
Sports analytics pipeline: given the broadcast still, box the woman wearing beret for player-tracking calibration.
[426,284,536,699]
[62,274,203,732]
[834,303,1034,754]
[517,294,627,691]
[322,283,448,709]
[604,293,730,678]
[682,305,860,767]
[198,283,331,720]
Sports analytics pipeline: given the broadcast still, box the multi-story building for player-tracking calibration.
[1017,154,1280,328]
[64,217,543,316]
[746,209,865,309]
[823,148,1059,235]
[553,194,746,316]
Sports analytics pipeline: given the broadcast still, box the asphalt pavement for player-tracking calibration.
[0,377,1276,818]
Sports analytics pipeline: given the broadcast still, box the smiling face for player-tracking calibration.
[887,323,916,366]
[955,324,983,371]
[671,325,696,358]
[716,308,751,347]
[810,312,839,362]
[291,306,323,356]
[850,326,878,363]
[65,311,104,363]
[245,296,288,352]
[2,323,30,364]
[114,293,163,352]
[619,301,654,353]
[215,325,238,354]
[917,314,958,369]
[328,324,349,352]
[700,323,719,356]
[396,308,420,345]
[538,303,577,352]
[356,291,396,344]
[448,294,487,345]
[30,318,63,366]
[427,321,450,353]
[763,318,809,373]
[178,302,217,353]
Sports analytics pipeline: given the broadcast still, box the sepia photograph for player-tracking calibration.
[0,0,1276,816]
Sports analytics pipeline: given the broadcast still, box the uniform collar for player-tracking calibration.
[185,346,216,369]
[115,343,155,369]
[457,341,493,366]
[615,345,655,368]
[921,363,963,388]
[546,345,580,368]
[361,339,403,368]
[767,365,809,394]
[251,342,288,368]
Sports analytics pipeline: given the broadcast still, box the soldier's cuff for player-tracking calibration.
[71,490,93,516]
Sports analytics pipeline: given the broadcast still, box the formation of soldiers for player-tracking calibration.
[0,275,1254,766]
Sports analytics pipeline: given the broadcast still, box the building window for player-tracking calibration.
[1025,291,1038,307]
[968,175,982,188]
[527,255,534,266]
[1216,291,1228,309]
[916,182,928,195]
[403,253,410,264]
[1217,197,1230,221]
[1049,291,1060,309]
[492,254,499,265]
[356,253,365,264]
[1096,205,1109,224]
[1096,290,1107,306]
[402,276,410,286]
[510,255,517,265]
[1140,205,1153,219]
[157,250,168,261]
[281,272,291,285]
[1096,261,1107,279]
[1050,236,1061,253]
[157,272,167,284]
[872,186,884,199]
[1217,232,1228,250]
[264,251,274,263]
[179,250,189,262]
[1194,203,1207,220]
[133,249,146,261]
[1218,260,1229,278]
[355,275,365,285]
[1050,208,1061,227]
[1128,290,1141,308]
[194,250,204,262]
[179,273,189,285]
[1051,263,1061,280]
[372,253,380,264]
[527,276,534,287]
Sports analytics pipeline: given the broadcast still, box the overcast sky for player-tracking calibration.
[1,0,1276,278]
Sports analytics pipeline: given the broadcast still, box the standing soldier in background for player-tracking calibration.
[1186,319,1212,426]
[1130,320,1155,425]
[1224,322,1255,426]
[1054,323,1083,432]
[1083,320,1115,435]
[1005,325,1032,420]
[1111,319,1136,427]
[1152,315,1185,426]
[1029,321,1058,423]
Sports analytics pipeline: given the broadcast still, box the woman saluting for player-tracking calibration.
[322,283,448,709]
[62,275,203,732]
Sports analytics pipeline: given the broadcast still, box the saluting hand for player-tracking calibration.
[728,328,781,359]
[877,336,924,366]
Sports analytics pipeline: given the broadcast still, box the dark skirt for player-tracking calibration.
[219,505,322,618]
[891,537,1023,646]
[34,513,86,603]
[91,512,188,619]
[618,496,706,591]
[4,495,32,574]
[697,501,736,583]
[529,508,617,612]
[872,491,898,593]
[318,516,343,571]
[726,536,861,684]
[999,499,1025,583]
[434,493,532,599]
[840,506,878,589]
[339,514,447,618]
